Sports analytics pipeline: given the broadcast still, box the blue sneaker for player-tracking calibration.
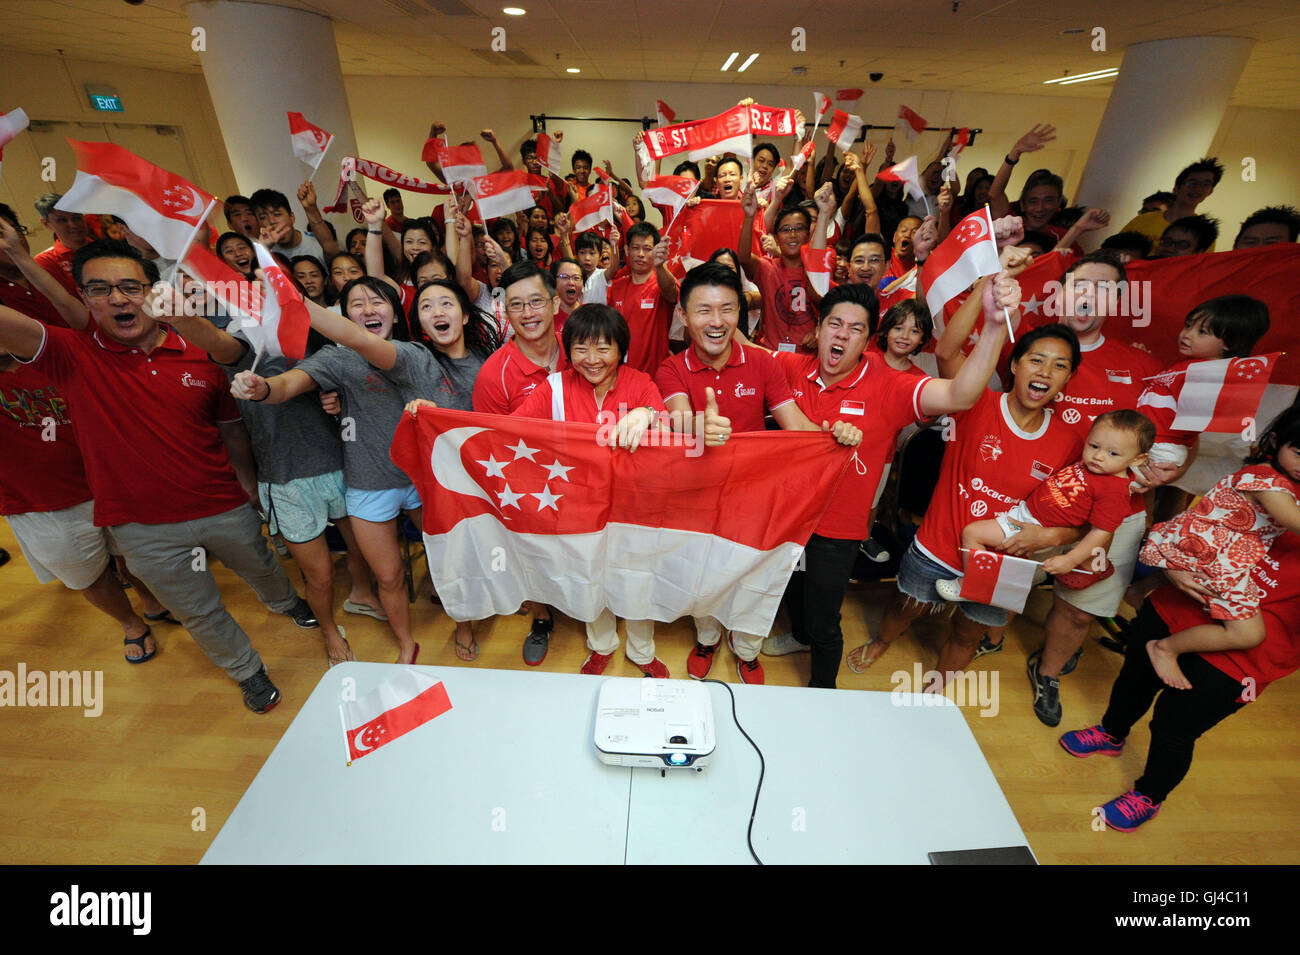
[1098,789,1161,832]
[1059,724,1124,758]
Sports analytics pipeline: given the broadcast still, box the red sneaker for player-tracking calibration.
[580,651,613,675]
[637,657,670,679]
[736,656,765,685]
[686,642,717,680]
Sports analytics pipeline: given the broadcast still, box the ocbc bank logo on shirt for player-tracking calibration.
[179,373,209,390]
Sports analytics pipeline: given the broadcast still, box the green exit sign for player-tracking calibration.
[89,93,123,112]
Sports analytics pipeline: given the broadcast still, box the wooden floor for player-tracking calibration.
[2,520,1298,865]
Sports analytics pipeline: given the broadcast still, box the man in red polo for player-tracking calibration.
[472,260,570,664]
[657,262,850,684]
[0,240,316,713]
[32,194,91,297]
[582,221,678,375]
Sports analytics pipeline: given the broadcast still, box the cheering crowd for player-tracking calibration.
[2,106,1299,834]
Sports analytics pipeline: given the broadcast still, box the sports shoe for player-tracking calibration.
[239,667,280,713]
[1026,650,1062,727]
[522,617,553,666]
[736,656,765,685]
[687,642,717,680]
[1059,724,1124,758]
[285,597,319,629]
[860,538,891,563]
[1060,646,1083,676]
[761,631,809,657]
[637,657,670,679]
[1098,789,1161,832]
[580,651,613,676]
[973,633,1004,659]
[935,578,963,601]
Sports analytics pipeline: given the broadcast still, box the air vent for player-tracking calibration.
[377,0,477,14]
[469,48,540,66]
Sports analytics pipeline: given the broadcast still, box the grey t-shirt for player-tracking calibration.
[427,352,487,412]
[223,336,344,486]
[294,340,440,491]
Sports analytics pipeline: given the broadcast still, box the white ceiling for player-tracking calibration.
[1,0,1297,108]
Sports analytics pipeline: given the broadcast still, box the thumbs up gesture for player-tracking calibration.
[702,387,732,447]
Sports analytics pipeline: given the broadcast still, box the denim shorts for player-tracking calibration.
[896,541,1011,628]
[259,470,347,544]
[345,484,422,523]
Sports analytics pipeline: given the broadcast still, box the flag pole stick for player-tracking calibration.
[662,182,700,239]
[163,197,218,285]
[306,137,332,186]
[339,706,353,767]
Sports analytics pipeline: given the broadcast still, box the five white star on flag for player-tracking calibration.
[507,439,539,462]
[497,484,525,509]
[532,485,563,511]
[470,435,572,515]
[477,454,508,478]
[542,460,573,481]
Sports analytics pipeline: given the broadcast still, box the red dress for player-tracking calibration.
[1140,465,1300,620]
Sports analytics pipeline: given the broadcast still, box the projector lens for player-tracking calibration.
[667,753,689,766]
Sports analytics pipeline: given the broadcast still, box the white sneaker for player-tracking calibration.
[761,631,809,657]
[935,578,964,601]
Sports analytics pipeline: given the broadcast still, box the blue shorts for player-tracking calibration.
[345,484,422,523]
[896,541,1010,629]
[259,470,347,544]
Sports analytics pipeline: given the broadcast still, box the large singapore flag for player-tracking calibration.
[56,139,215,259]
[391,408,851,635]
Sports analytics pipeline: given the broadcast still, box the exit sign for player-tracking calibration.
[85,86,123,112]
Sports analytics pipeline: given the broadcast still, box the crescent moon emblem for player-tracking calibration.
[174,185,206,218]
[430,427,496,506]
[352,727,371,753]
[962,215,988,241]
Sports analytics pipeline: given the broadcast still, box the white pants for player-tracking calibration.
[586,609,656,665]
[693,616,762,662]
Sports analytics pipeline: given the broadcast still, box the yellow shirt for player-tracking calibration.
[1120,209,1217,252]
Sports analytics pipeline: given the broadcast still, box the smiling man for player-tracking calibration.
[0,239,316,713]
[1121,158,1224,253]
[32,194,91,297]
[582,221,678,375]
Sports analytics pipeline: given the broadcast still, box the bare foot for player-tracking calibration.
[1146,639,1191,690]
[395,641,419,665]
[846,639,889,673]
[325,630,355,667]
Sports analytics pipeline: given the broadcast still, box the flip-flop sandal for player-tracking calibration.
[454,632,479,663]
[845,639,881,674]
[124,627,157,664]
[343,599,388,621]
[327,626,355,668]
[144,610,183,626]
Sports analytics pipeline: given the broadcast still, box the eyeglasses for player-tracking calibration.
[777,225,809,235]
[505,295,552,316]
[855,256,885,266]
[4,224,29,236]
[81,280,150,299]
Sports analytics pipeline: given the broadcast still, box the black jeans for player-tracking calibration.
[1099,600,1248,804]
[785,534,860,689]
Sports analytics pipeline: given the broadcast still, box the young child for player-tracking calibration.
[874,299,933,377]
[1136,295,1272,485]
[1138,405,1300,690]
[936,410,1155,600]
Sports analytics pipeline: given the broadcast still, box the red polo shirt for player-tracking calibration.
[607,270,676,375]
[1053,334,1163,440]
[471,336,568,415]
[0,278,68,328]
[33,240,81,297]
[512,367,666,425]
[775,350,933,541]
[0,361,91,515]
[654,341,793,433]
[20,323,248,526]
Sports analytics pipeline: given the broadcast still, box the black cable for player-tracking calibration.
[702,679,765,866]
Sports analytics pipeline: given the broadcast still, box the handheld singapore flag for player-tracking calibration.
[390,408,852,636]
[340,669,452,764]
[825,109,864,151]
[1168,353,1280,433]
[56,139,215,260]
[958,549,1039,614]
[0,107,30,182]
[920,207,1001,320]
[247,242,311,364]
[470,169,539,220]
[569,184,613,234]
[435,142,487,185]
[286,111,333,172]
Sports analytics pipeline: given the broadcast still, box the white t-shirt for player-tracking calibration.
[273,231,325,263]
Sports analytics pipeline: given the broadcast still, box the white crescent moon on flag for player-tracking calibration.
[962,215,988,242]
[175,185,206,218]
[430,427,496,506]
[352,727,370,753]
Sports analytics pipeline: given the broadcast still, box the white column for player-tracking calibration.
[185,1,359,219]
[1073,36,1254,228]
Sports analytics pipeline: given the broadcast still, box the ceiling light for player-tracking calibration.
[720,52,739,71]
[503,6,526,14]
[737,53,759,72]
[1055,70,1119,85]
[1043,68,1118,85]
[566,67,580,73]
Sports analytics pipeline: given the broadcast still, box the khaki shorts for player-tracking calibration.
[1054,509,1146,617]
[6,500,111,590]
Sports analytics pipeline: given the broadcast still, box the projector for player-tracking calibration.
[594,678,715,771]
